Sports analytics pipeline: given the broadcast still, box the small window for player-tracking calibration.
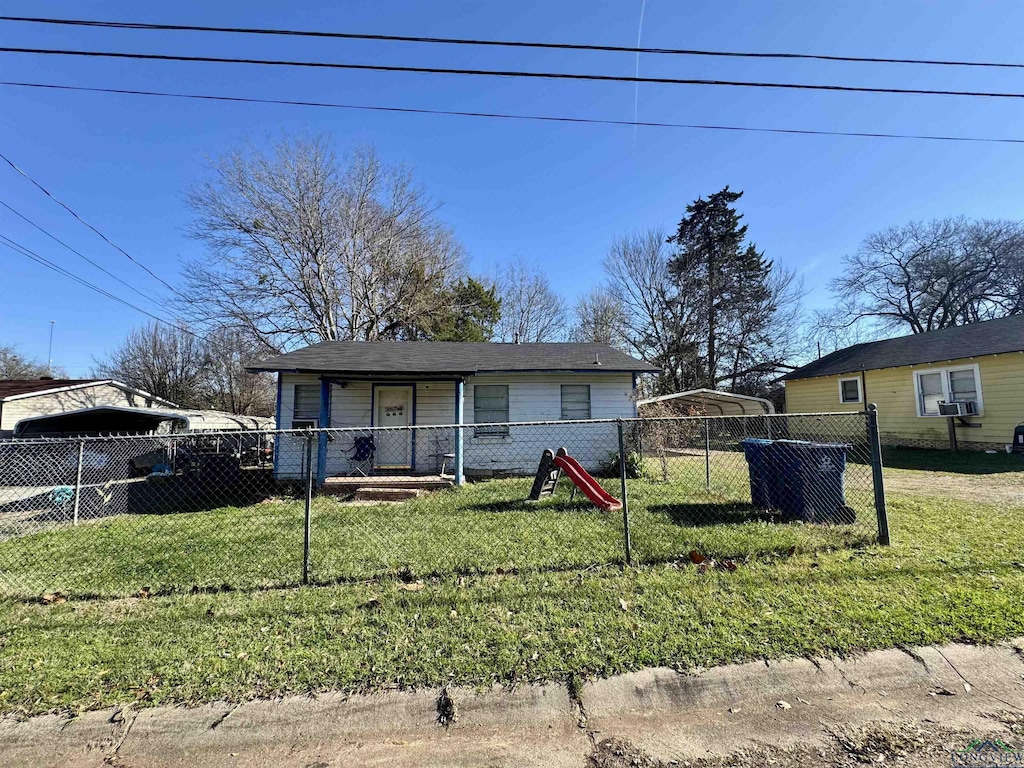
[561,384,592,419]
[473,384,509,437]
[838,377,861,404]
[916,372,944,416]
[293,384,320,427]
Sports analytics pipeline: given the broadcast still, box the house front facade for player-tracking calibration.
[784,315,1024,451]
[249,342,657,483]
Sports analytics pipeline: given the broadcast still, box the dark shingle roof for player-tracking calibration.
[784,315,1024,380]
[249,342,658,375]
[0,379,101,400]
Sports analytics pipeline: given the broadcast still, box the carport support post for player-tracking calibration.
[616,420,633,566]
[303,432,314,584]
[867,404,890,546]
[72,439,84,525]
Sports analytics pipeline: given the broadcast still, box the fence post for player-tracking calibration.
[616,420,633,566]
[303,432,314,584]
[72,439,85,525]
[704,419,711,492]
[866,404,890,546]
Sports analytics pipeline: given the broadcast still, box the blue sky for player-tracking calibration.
[2,1,1024,375]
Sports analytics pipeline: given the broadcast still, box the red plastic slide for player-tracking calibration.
[553,454,623,512]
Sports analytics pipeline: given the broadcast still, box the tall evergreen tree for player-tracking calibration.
[414,278,501,342]
[667,187,784,390]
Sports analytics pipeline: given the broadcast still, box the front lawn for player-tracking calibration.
[0,452,877,599]
[0,451,1021,717]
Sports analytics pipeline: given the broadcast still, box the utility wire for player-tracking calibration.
[0,150,181,294]
[0,198,172,310]
[0,234,187,331]
[4,80,1024,145]
[0,234,252,360]
[5,46,1024,100]
[2,15,1022,70]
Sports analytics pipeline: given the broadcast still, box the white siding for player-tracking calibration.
[275,371,637,479]
[274,374,320,479]
[461,373,634,474]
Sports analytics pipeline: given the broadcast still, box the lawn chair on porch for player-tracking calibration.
[345,435,375,476]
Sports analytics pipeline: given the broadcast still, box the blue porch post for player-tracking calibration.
[454,378,465,486]
[317,378,330,486]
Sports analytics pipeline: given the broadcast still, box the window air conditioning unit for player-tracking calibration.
[938,400,978,417]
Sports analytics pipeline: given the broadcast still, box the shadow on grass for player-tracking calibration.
[881,447,1024,475]
[649,502,784,527]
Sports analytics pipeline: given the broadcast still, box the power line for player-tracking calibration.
[4,80,1024,146]
[2,14,1023,70]
[0,198,172,310]
[0,150,181,294]
[0,233,186,331]
[0,234,251,360]
[5,46,1024,100]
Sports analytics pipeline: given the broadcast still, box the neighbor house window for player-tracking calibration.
[561,384,592,420]
[292,383,320,429]
[838,377,862,404]
[913,365,982,417]
[473,384,509,437]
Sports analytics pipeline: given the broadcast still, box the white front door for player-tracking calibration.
[374,386,414,468]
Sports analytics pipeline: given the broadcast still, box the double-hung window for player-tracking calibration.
[838,377,862,404]
[292,384,320,429]
[913,365,982,416]
[473,384,509,437]
[560,384,592,420]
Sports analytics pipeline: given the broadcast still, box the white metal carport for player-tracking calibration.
[637,388,775,416]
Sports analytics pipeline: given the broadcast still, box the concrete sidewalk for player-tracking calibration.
[3,639,1023,767]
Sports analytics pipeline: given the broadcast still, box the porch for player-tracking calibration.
[279,375,467,486]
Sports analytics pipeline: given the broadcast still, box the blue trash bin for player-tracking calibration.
[772,440,854,523]
[740,439,855,523]
[739,438,775,509]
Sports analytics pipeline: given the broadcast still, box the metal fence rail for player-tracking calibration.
[0,411,886,598]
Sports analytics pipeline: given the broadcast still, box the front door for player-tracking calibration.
[374,386,414,469]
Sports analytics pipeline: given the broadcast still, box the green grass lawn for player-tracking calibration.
[0,452,876,598]
[0,450,1021,716]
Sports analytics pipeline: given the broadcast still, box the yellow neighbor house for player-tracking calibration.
[784,315,1024,451]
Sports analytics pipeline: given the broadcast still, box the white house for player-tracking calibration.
[248,342,657,484]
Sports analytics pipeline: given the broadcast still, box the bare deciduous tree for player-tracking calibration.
[202,328,276,416]
[826,217,1024,339]
[569,289,625,347]
[94,323,208,407]
[182,135,470,350]
[0,345,62,379]
[494,259,568,342]
[94,324,275,415]
[602,229,699,393]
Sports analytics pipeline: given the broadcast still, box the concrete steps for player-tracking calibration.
[321,475,452,496]
[353,487,422,502]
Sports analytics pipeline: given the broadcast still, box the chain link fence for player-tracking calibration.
[0,411,887,598]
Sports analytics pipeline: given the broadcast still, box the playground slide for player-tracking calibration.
[553,454,623,512]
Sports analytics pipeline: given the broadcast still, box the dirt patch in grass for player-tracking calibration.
[885,468,1024,505]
